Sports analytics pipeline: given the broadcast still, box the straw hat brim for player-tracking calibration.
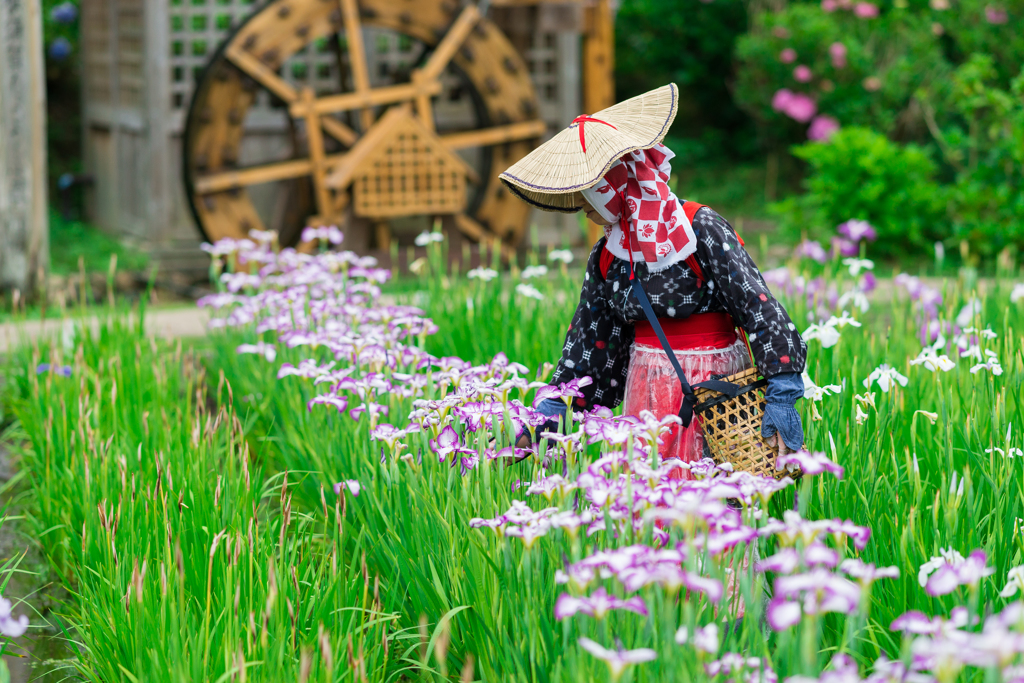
[500,83,679,213]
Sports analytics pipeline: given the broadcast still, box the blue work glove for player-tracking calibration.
[534,398,568,441]
[761,371,805,453]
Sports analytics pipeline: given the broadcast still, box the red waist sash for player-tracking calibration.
[634,312,737,350]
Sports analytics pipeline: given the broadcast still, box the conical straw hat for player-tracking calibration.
[500,83,679,213]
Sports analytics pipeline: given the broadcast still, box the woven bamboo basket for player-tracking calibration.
[693,367,787,480]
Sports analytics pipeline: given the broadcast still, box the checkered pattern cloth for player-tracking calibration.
[551,206,807,411]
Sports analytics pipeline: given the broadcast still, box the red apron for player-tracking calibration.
[601,201,752,479]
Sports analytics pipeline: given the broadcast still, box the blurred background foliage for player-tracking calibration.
[38,0,1024,265]
[616,0,1024,261]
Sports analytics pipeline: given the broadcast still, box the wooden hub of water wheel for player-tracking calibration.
[183,0,547,249]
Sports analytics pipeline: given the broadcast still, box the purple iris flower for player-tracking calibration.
[890,606,970,636]
[756,543,839,575]
[349,402,388,423]
[554,587,648,621]
[531,376,593,408]
[0,597,29,637]
[759,510,871,550]
[837,219,878,242]
[36,363,72,377]
[859,272,877,293]
[838,559,900,585]
[831,237,860,257]
[705,654,776,683]
[429,426,475,463]
[767,568,862,630]
[577,638,657,681]
[795,240,829,264]
[618,564,724,602]
[919,549,993,596]
[307,393,349,413]
[776,450,845,479]
[333,480,360,496]
[526,474,578,500]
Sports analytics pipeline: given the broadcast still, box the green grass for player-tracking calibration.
[48,211,149,276]
[4,238,1024,681]
[3,309,409,681]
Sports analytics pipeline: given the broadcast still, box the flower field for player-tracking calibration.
[4,229,1024,682]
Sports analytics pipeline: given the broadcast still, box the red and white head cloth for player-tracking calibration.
[580,143,697,273]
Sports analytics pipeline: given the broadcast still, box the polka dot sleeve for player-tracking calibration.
[548,240,634,410]
[692,208,807,378]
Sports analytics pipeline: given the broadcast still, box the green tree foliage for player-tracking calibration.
[918,54,1024,256]
[770,127,946,256]
[614,0,757,159]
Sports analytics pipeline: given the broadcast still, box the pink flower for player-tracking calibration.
[854,1,879,17]
[821,0,838,10]
[785,93,818,123]
[829,42,847,68]
[807,115,840,141]
[793,65,813,83]
[985,5,1008,22]
[772,26,791,38]
[780,48,797,64]
[863,76,883,91]
[772,88,794,112]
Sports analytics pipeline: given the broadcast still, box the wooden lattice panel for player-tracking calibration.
[352,129,467,219]
[81,0,112,104]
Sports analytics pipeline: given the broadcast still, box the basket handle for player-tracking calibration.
[694,377,768,413]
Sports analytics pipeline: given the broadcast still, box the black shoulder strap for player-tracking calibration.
[630,278,747,428]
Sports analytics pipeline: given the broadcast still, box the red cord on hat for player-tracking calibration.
[571,115,617,153]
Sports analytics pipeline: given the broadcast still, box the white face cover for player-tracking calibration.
[580,182,620,224]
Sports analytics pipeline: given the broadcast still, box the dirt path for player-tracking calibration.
[0,306,211,354]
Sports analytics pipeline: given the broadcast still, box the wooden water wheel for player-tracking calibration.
[183,0,547,249]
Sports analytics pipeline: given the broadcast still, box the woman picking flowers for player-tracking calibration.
[500,84,807,472]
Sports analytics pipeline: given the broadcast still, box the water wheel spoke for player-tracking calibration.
[194,154,345,195]
[339,0,373,131]
[321,116,359,147]
[287,81,442,119]
[441,120,547,150]
[419,5,481,82]
[411,5,480,130]
[225,44,298,103]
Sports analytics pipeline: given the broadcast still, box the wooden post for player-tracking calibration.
[582,0,615,116]
[0,0,49,295]
[583,0,614,246]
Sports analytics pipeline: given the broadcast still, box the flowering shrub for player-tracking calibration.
[734,5,945,146]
